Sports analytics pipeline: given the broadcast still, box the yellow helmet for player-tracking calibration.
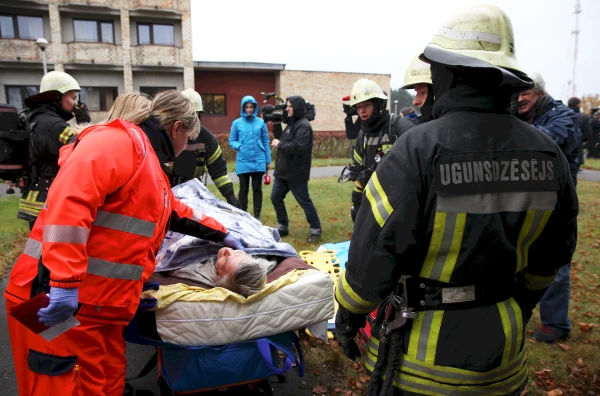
[350,79,387,107]
[40,71,80,94]
[402,55,432,89]
[420,4,524,75]
[181,88,204,113]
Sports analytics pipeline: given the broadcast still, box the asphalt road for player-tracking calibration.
[0,167,598,394]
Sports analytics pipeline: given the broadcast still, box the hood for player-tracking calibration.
[139,115,176,167]
[240,95,259,118]
[286,96,306,121]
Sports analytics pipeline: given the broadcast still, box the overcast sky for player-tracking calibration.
[191,0,599,101]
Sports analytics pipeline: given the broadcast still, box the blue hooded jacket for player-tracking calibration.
[229,96,271,175]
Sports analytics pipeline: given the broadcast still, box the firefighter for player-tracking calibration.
[17,71,89,230]
[401,54,435,125]
[5,90,243,395]
[335,5,578,396]
[348,79,415,222]
[168,88,240,208]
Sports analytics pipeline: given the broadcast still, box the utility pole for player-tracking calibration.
[571,0,581,97]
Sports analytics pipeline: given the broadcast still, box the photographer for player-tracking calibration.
[270,96,322,243]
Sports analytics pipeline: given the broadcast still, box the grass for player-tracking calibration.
[582,158,600,171]
[225,157,349,174]
[0,196,29,278]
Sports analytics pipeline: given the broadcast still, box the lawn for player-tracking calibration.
[225,157,349,173]
[1,179,598,395]
[582,158,600,172]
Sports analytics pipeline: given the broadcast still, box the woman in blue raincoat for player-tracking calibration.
[229,96,271,220]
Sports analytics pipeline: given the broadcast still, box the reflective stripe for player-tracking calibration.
[87,257,144,280]
[185,143,201,151]
[42,202,47,210]
[524,273,556,290]
[58,126,73,145]
[421,211,467,283]
[353,149,362,164]
[43,225,90,244]
[335,272,379,314]
[213,175,231,188]
[369,335,527,385]
[367,135,392,145]
[23,238,42,259]
[407,311,444,363]
[207,145,222,165]
[129,127,147,158]
[365,173,393,227]
[353,186,362,193]
[436,26,501,45]
[436,191,557,214]
[515,210,553,272]
[93,210,156,237]
[497,298,523,365]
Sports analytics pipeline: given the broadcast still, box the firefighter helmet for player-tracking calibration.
[181,88,204,113]
[402,55,432,90]
[350,79,387,107]
[25,71,81,105]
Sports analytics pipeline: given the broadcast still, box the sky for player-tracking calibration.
[191,0,599,102]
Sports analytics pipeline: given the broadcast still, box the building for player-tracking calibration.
[0,0,193,122]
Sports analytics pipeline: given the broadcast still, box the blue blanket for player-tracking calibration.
[155,180,298,272]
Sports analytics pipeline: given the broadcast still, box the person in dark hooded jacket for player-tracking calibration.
[568,96,591,167]
[270,96,322,243]
[401,54,436,126]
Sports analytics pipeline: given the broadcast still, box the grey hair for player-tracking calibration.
[216,256,269,297]
[528,71,546,94]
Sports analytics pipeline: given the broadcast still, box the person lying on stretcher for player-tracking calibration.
[151,247,275,297]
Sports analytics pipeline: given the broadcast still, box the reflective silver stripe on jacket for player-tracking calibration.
[87,257,145,281]
[93,210,156,237]
[43,225,90,244]
[436,191,557,214]
[23,238,42,259]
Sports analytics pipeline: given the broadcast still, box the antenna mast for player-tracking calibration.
[571,0,581,97]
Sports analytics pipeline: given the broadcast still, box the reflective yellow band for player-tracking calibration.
[497,298,523,365]
[382,144,392,154]
[43,225,90,244]
[420,211,466,283]
[58,126,73,145]
[335,271,379,314]
[365,173,393,227]
[207,145,222,166]
[353,186,362,193]
[214,175,231,188]
[524,273,556,290]
[516,210,553,273]
[407,310,444,363]
[353,149,362,164]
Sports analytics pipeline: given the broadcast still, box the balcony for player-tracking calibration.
[0,39,56,64]
[56,0,188,12]
[131,45,183,67]
[57,0,123,7]
[65,42,120,65]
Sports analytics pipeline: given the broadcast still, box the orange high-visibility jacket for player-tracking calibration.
[6,120,228,324]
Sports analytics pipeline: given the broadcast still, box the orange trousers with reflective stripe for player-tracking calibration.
[6,294,127,396]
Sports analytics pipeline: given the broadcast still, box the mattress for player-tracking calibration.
[154,270,335,347]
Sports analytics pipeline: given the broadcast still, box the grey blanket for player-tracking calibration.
[155,180,298,272]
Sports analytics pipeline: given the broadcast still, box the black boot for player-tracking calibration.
[307,228,321,243]
[277,224,289,237]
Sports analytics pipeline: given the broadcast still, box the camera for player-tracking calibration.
[261,103,287,123]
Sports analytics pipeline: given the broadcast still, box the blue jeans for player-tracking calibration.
[270,177,321,231]
[539,262,571,334]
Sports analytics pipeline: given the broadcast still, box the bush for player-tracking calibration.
[214,131,353,162]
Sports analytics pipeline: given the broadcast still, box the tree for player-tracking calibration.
[581,94,600,115]
[390,88,415,115]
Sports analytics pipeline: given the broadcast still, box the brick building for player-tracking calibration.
[0,0,390,133]
[0,0,194,122]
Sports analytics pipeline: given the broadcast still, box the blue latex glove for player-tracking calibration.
[139,297,158,311]
[222,232,244,250]
[38,287,79,327]
[143,281,160,292]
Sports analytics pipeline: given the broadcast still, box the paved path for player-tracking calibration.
[0,167,599,394]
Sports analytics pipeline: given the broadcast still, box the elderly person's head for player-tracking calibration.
[517,72,546,117]
[214,247,269,297]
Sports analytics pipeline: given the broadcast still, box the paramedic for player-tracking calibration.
[335,5,578,396]
[5,90,243,395]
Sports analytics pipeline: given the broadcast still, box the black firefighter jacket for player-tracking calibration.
[336,86,579,395]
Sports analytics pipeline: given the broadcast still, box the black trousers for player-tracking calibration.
[238,172,264,218]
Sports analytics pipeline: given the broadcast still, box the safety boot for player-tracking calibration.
[277,224,289,237]
[307,228,321,243]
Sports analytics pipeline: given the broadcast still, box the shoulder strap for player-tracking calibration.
[389,113,396,141]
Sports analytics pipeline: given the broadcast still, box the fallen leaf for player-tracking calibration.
[520,390,530,396]
[547,389,563,396]
[313,369,319,376]
[528,339,537,344]
[557,343,571,351]
[577,358,585,367]
[312,385,327,394]
[360,375,369,383]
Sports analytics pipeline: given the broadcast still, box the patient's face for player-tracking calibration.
[216,248,249,278]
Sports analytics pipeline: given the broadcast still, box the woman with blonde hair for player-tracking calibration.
[5,90,243,395]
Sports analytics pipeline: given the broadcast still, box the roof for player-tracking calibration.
[193,61,286,71]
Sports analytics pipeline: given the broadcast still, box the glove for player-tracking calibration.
[38,287,79,327]
[139,297,158,311]
[222,232,244,250]
[343,103,357,117]
[143,281,160,292]
[73,102,91,124]
[226,194,241,209]
[335,308,365,361]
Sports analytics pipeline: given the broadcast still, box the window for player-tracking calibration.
[79,87,118,111]
[201,94,226,116]
[137,23,174,46]
[0,15,43,40]
[140,87,176,98]
[5,86,39,110]
[74,20,114,43]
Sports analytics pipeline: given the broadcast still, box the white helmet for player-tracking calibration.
[350,79,387,107]
[181,88,204,113]
[40,71,80,94]
[402,55,432,90]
